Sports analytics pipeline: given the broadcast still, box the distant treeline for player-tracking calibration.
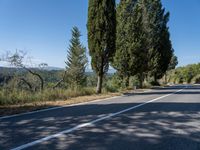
[0,67,62,85]
[167,63,200,84]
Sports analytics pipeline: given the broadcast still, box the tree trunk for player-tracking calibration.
[53,79,63,89]
[19,78,33,91]
[96,74,103,94]
[38,75,44,91]
[154,73,157,83]
[139,73,144,88]
[164,73,167,84]
[24,67,44,91]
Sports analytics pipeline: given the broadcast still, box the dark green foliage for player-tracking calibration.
[65,27,88,88]
[140,0,173,81]
[87,0,116,93]
[113,0,173,87]
[112,0,134,81]
[112,0,134,84]
[168,51,178,70]
[112,0,148,88]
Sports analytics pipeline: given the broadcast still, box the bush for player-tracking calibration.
[191,74,200,84]
[129,76,140,88]
[104,74,123,92]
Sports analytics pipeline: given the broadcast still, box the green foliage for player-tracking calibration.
[0,67,64,90]
[168,52,178,70]
[112,0,136,81]
[105,73,123,92]
[87,0,116,93]
[192,74,200,84]
[167,63,200,84]
[65,27,88,88]
[112,0,148,88]
[112,0,173,87]
[140,0,173,80]
[129,76,140,87]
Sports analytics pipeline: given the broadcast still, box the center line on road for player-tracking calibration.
[11,88,184,150]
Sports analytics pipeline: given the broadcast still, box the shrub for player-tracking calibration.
[191,74,200,84]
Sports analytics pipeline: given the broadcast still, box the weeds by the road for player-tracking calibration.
[0,91,120,116]
[0,87,96,105]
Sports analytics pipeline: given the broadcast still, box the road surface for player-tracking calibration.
[0,85,200,150]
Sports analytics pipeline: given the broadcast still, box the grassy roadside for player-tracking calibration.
[0,92,121,117]
[0,87,153,117]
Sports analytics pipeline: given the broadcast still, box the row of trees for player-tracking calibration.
[1,0,177,94]
[86,0,177,93]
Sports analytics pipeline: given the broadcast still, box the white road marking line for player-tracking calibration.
[0,88,156,120]
[11,88,184,150]
[0,96,121,120]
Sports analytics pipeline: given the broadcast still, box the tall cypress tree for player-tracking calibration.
[140,0,173,82]
[112,0,148,88]
[112,0,135,87]
[168,50,178,70]
[65,27,88,88]
[87,0,116,93]
[130,1,149,87]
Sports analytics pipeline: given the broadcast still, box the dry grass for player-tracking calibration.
[0,87,152,117]
[0,92,120,116]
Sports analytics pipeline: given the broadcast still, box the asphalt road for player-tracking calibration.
[1,85,200,150]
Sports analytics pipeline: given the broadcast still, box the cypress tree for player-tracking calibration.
[87,0,116,93]
[140,0,173,82]
[65,27,88,88]
[168,52,178,70]
[112,0,135,88]
[130,1,149,88]
[112,0,148,88]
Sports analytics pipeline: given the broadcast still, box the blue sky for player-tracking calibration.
[0,0,200,68]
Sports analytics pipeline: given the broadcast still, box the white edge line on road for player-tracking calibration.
[11,88,184,150]
[0,96,122,120]
[0,89,154,120]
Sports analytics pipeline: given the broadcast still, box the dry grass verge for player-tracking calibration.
[0,93,120,117]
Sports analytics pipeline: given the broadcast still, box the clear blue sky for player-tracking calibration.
[0,0,200,68]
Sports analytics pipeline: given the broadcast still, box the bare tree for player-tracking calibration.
[5,50,47,91]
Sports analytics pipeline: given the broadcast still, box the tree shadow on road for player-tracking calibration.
[1,100,200,150]
[123,86,200,96]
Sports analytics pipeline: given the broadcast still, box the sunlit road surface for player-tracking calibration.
[1,85,200,150]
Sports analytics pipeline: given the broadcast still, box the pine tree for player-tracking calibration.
[65,27,88,88]
[87,0,116,93]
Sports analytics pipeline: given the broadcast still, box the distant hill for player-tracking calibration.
[0,66,115,75]
[42,66,64,71]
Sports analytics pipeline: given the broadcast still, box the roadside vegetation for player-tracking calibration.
[0,0,182,108]
[166,63,200,84]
